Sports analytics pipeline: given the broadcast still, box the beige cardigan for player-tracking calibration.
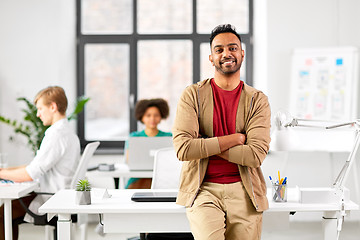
[172,79,271,212]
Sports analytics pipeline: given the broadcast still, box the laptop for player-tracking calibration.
[131,191,178,202]
[127,136,173,171]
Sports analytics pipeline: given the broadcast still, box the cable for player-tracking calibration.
[99,214,103,225]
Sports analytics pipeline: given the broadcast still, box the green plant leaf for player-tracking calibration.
[68,96,90,121]
[76,179,91,191]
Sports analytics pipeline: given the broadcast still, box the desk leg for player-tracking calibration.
[57,214,72,240]
[3,199,12,240]
[119,177,125,189]
[322,211,337,240]
[114,177,120,189]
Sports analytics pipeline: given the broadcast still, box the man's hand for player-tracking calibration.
[215,133,246,160]
[218,133,246,152]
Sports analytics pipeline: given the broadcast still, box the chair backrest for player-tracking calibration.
[70,141,100,189]
[151,147,183,189]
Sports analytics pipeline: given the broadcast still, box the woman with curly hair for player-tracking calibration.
[125,98,172,189]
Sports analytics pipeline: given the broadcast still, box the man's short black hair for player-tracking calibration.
[209,24,242,47]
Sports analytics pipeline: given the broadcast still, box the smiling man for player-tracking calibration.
[0,86,80,240]
[173,24,271,240]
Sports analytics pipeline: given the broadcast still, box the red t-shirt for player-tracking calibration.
[204,79,243,184]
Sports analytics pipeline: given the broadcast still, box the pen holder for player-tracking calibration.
[272,183,287,202]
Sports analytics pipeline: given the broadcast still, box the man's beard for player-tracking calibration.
[215,60,242,75]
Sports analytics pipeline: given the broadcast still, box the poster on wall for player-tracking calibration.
[290,47,359,121]
[274,47,360,152]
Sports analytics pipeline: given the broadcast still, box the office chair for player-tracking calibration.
[18,141,100,240]
[151,147,183,189]
[138,147,194,240]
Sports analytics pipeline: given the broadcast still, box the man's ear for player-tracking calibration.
[209,54,214,66]
[50,102,58,112]
[241,49,245,64]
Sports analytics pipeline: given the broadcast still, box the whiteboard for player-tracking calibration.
[290,47,359,121]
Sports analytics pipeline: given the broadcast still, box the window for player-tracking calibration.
[77,0,253,150]
[84,44,129,141]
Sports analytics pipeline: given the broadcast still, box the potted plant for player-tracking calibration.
[0,96,89,155]
[75,179,92,205]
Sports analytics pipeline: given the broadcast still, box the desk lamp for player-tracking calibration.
[278,114,360,188]
[275,111,360,239]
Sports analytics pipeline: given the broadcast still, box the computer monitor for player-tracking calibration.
[127,136,173,171]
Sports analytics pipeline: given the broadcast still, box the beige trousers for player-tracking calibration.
[186,181,262,240]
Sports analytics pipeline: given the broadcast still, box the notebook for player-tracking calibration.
[127,136,173,171]
[131,191,178,202]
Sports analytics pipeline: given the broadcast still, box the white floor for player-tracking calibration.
[18,221,360,240]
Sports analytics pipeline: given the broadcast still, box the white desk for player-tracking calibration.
[0,182,39,240]
[86,163,153,189]
[39,188,359,240]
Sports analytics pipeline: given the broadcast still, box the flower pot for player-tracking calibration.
[75,190,91,205]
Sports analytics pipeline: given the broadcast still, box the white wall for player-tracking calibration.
[260,0,360,220]
[0,0,76,165]
[265,0,360,114]
[253,0,268,93]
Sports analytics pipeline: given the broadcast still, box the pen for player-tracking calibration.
[278,171,281,183]
[282,177,287,185]
[269,176,274,184]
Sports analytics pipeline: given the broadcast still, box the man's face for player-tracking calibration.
[209,32,244,75]
[36,98,55,126]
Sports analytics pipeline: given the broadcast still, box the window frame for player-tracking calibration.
[76,0,253,151]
